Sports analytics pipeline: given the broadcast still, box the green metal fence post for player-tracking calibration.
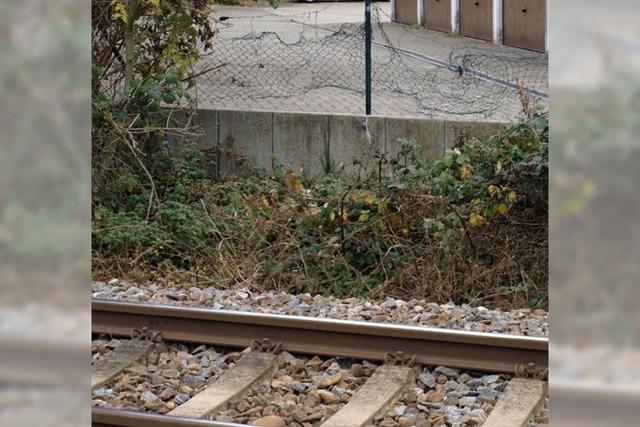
[365,0,372,115]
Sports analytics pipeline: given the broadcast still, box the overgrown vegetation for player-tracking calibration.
[92,0,547,310]
[92,0,218,226]
[93,114,548,309]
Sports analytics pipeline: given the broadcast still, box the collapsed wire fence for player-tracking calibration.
[193,3,548,119]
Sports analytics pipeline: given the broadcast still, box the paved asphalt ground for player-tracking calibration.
[195,1,548,121]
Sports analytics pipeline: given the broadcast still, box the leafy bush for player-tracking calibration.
[92,0,217,278]
[93,114,548,309]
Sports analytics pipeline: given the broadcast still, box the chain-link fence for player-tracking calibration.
[193,3,548,120]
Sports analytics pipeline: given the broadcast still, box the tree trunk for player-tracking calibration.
[124,0,139,91]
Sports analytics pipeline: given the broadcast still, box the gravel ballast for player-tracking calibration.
[93,280,548,337]
[91,339,374,424]
[211,352,369,425]
[92,339,529,427]
[373,366,508,427]
[91,338,235,413]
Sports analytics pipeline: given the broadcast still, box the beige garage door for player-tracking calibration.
[460,0,493,42]
[395,0,419,25]
[503,0,546,52]
[424,0,451,32]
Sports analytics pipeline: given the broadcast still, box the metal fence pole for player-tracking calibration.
[365,0,372,115]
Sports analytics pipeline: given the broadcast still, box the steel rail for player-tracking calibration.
[92,407,245,427]
[92,299,547,373]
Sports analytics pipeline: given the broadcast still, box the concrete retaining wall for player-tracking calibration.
[187,109,504,178]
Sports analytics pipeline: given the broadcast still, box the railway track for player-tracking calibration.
[92,299,549,427]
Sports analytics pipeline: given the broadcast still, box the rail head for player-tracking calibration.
[92,299,548,352]
[92,407,245,427]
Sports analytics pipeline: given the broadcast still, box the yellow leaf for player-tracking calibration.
[507,191,517,203]
[494,203,508,216]
[330,211,336,221]
[352,191,376,204]
[284,169,304,192]
[358,210,370,222]
[341,211,348,221]
[488,185,498,196]
[468,214,485,227]
[460,165,473,180]
[111,1,128,23]
[284,169,294,186]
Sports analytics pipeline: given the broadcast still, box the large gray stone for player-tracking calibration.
[385,117,444,161]
[218,110,273,176]
[444,120,504,151]
[328,114,385,177]
[273,112,329,178]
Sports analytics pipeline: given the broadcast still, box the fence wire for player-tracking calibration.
[194,4,548,119]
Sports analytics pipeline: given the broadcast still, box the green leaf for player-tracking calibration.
[266,260,283,274]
